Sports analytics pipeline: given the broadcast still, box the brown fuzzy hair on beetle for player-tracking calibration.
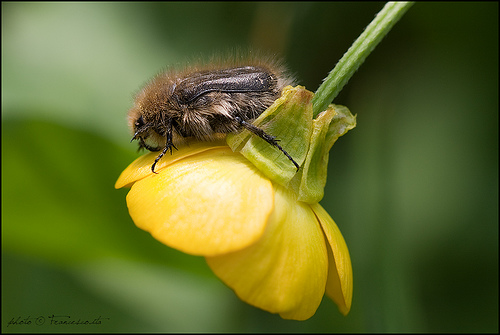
[128,54,298,173]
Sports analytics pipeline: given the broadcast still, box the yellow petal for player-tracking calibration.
[206,186,328,320]
[125,147,274,256]
[311,203,353,315]
[115,140,228,189]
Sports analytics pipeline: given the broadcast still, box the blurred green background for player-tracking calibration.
[2,2,498,332]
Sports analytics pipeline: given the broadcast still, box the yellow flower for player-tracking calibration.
[115,142,352,320]
[115,86,355,320]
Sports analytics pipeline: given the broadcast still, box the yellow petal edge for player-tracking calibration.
[312,203,353,315]
[115,140,228,189]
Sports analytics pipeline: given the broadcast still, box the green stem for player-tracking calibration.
[312,2,414,116]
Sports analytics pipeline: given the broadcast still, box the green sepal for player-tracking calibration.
[289,104,356,203]
[226,86,313,187]
[227,86,356,202]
